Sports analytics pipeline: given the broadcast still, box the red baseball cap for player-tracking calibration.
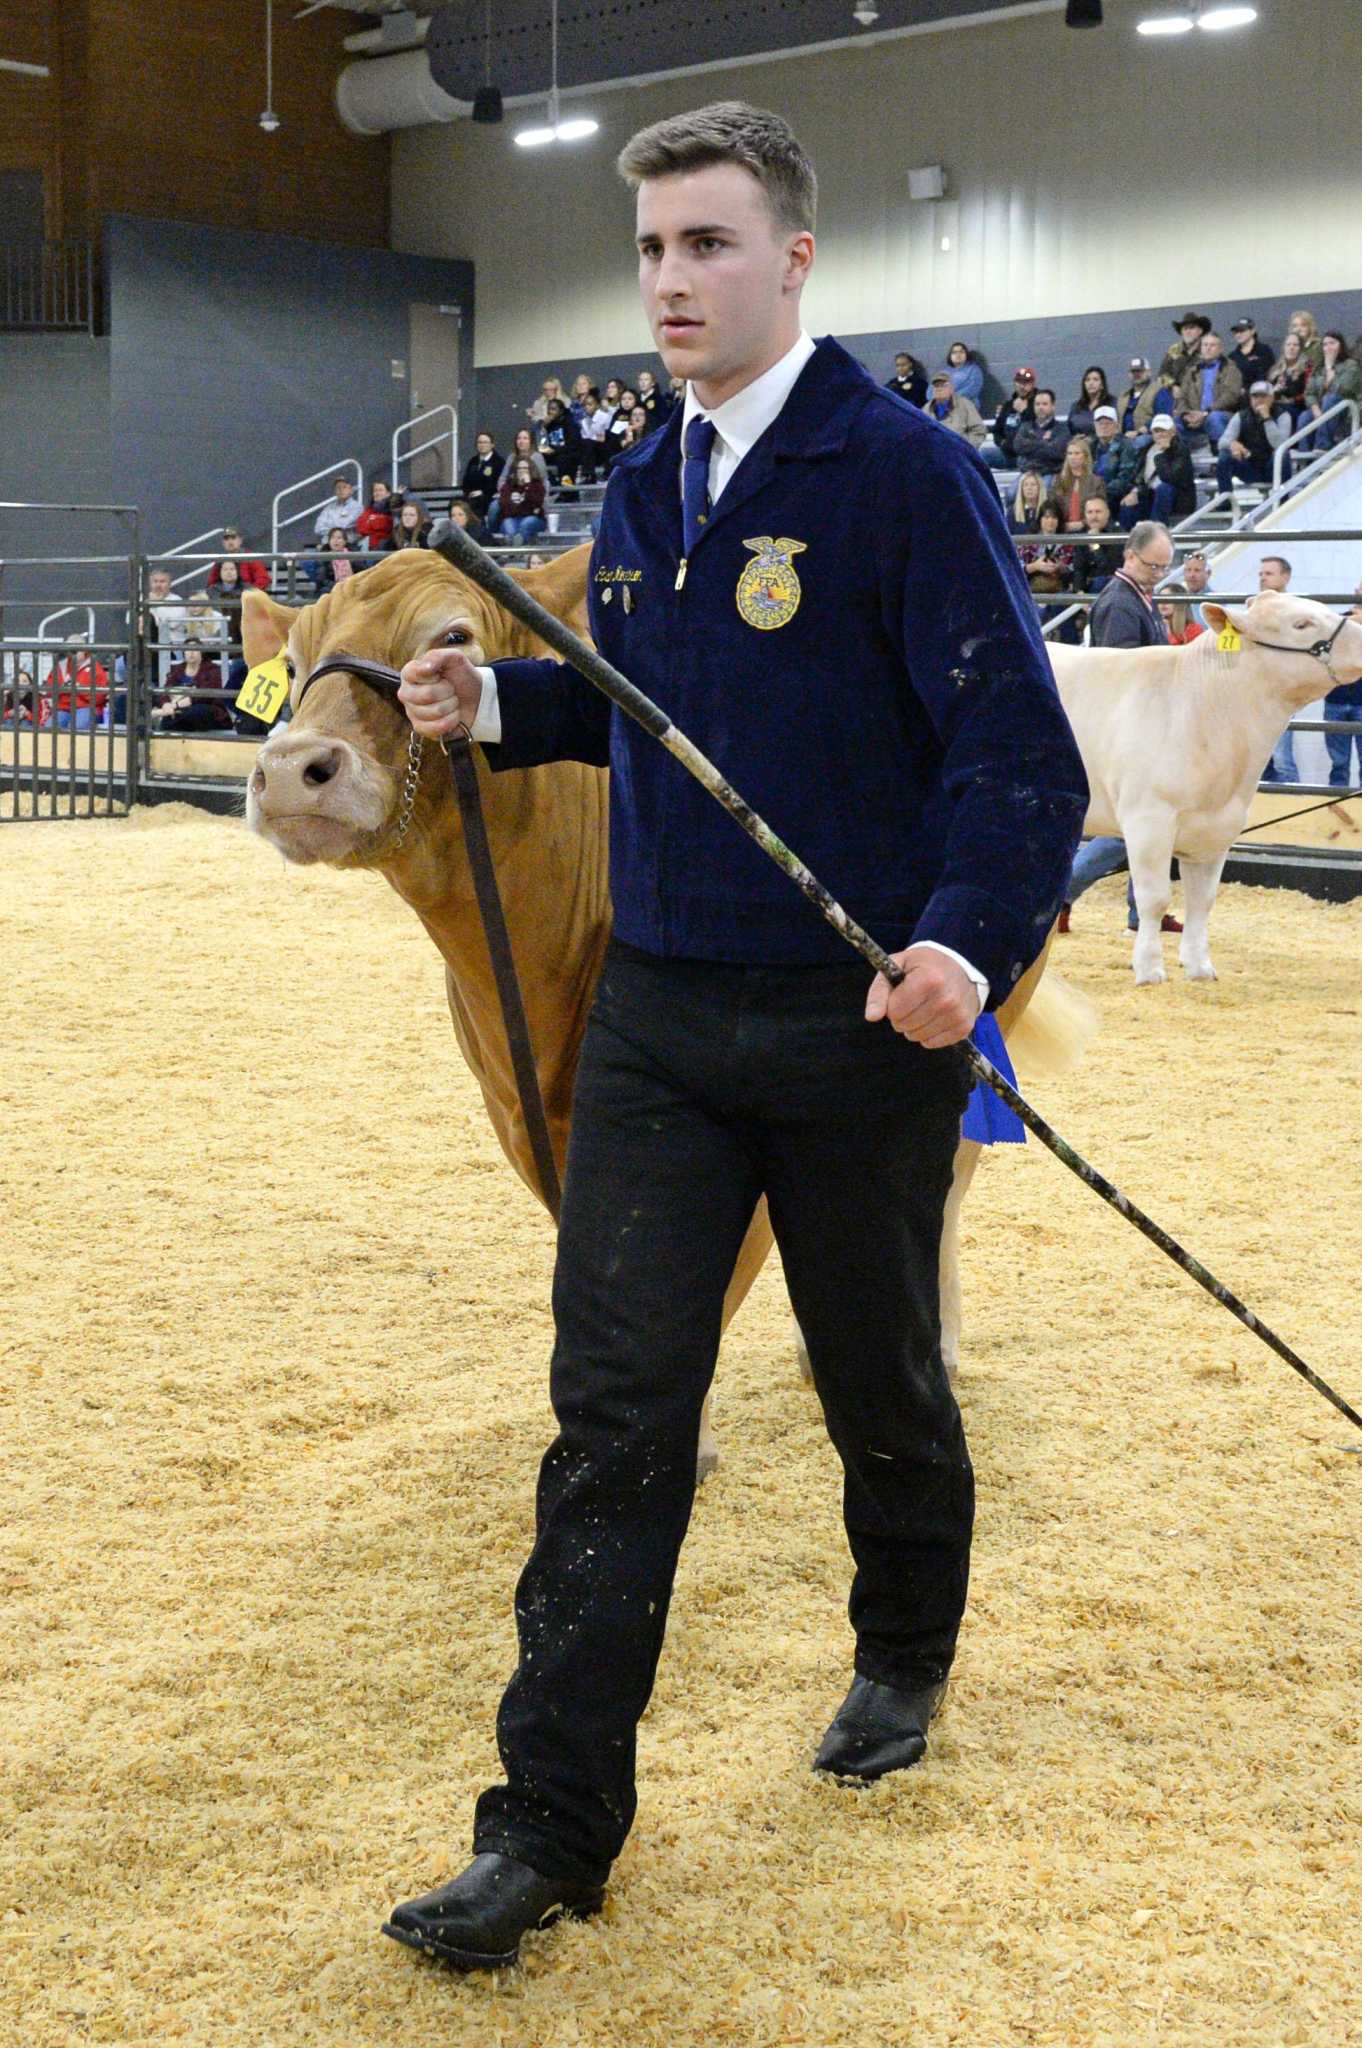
[1014,366,1036,380]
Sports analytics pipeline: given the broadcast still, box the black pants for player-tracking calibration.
[473,940,975,1885]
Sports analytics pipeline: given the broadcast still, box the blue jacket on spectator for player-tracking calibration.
[484,337,1087,1001]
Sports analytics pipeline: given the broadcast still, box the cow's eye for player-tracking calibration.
[283,656,296,680]
[1293,619,1309,631]
[443,627,471,647]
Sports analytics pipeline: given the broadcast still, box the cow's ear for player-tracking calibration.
[514,542,592,647]
[242,588,299,669]
[1201,602,1228,635]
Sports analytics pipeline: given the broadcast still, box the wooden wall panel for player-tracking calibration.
[0,0,389,250]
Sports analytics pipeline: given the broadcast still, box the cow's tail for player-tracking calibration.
[1005,970,1099,1083]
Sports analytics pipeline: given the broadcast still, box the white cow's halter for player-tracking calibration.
[1245,613,1350,687]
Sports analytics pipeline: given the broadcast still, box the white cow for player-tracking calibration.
[1048,593,1362,984]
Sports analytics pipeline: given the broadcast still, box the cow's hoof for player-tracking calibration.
[794,1334,814,1387]
[1182,960,1217,981]
[696,1443,720,1486]
[941,1343,960,1386]
[1133,964,1166,986]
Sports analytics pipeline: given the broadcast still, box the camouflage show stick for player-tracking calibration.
[431,520,1362,1435]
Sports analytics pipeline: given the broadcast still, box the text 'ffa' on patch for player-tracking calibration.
[737,538,807,631]
[235,654,291,725]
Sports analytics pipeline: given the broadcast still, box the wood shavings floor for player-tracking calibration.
[2,805,1359,2048]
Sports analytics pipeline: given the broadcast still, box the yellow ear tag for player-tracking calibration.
[1217,623,1243,653]
[235,653,291,724]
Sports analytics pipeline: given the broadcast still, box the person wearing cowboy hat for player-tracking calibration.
[1159,310,1212,387]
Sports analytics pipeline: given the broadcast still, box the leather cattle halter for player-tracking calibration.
[1239,612,1351,686]
[295,647,562,1221]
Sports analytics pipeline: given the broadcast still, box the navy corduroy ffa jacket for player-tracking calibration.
[484,337,1088,1005]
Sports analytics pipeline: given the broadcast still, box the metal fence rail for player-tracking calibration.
[0,241,97,334]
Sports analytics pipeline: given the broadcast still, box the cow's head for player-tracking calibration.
[243,545,591,868]
[1202,593,1362,692]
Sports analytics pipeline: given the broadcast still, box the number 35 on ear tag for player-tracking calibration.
[1217,622,1243,653]
[235,653,291,725]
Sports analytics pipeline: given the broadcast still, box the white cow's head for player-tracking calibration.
[1201,593,1362,693]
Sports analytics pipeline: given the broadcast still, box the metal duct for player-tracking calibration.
[335,46,464,134]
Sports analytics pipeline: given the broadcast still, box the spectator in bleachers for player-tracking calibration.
[607,419,644,471]
[146,566,188,685]
[2,664,38,725]
[313,475,362,542]
[307,526,361,593]
[1055,436,1104,529]
[575,393,609,483]
[600,377,626,426]
[1180,548,1211,625]
[1159,310,1211,388]
[151,641,231,732]
[1013,387,1069,475]
[1017,499,1075,606]
[461,432,505,521]
[1227,317,1274,391]
[447,496,484,542]
[989,366,1038,470]
[183,589,229,656]
[211,558,245,658]
[1116,355,1165,441]
[944,340,984,406]
[498,427,551,494]
[636,368,672,430]
[386,501,430,552]
[526,375,567,425]
[538,397,583,489]
[886,349,927,409]
[925,370,986,446]
[1174,331,1243,449]
[208,525,269,590]
[1255,554,1302,787]
[498,459,547,544]
[356,479,395,551]
[1072,495,1117,599]
[1135,416,1196,525]
[569,373,593,422]
[1302,332,1362,451]
[1008,469,1047,534]
[1156,585,1204,645]
[1268,331,1312,426]
[1287,309,1324,373]
[1259,554,1292,594]
[1091,406,1142,508]
[46,637,109,730]
[1067,366,1115,441]
[1215,381,1291,495]
[1324,581,1362,790]
[604,389,640,463]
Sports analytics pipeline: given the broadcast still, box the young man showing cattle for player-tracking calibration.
[385,101,1088,1972]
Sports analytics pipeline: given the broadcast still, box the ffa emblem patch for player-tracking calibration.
[736,537,807,630]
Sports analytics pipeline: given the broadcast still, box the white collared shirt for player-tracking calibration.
[467,327,987,1009]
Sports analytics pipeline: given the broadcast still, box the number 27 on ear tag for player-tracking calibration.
[1217,622,1242,653]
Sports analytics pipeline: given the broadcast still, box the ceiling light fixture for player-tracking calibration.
[852,2,879,25]
[259,0,280,133]
[514,0,599,149]
[1137,1,1256,33]
[1064,0,1104,25]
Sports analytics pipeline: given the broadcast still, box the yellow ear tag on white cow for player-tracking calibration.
[235,654,291,725]
[1217,622,1243,653]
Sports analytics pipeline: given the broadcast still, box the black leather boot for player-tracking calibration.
[812,1674,949,1783]
[382,1852,607,1971]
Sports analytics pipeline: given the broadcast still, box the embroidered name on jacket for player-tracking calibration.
[737,537,807,630]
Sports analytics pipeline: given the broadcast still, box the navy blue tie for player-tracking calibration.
[682,414,717,561]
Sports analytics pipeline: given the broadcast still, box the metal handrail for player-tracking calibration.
[393,404,457,492]
[35,603,96,648]
[271,459,364,557]
[1272,397,1360,493]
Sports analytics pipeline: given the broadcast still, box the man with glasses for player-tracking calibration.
[1059,522,1182,935]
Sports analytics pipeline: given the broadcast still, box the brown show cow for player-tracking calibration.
[243,547,1085,1474]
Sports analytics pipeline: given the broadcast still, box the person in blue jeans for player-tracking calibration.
[1325,677,1362,789]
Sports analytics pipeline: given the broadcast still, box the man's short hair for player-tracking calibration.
[1127,520,1171,556]
[1262,554,1292,574]
[1034,387,1056,403]
[617,100,817,235]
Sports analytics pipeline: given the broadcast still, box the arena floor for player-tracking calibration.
[3,805,1360,2048]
